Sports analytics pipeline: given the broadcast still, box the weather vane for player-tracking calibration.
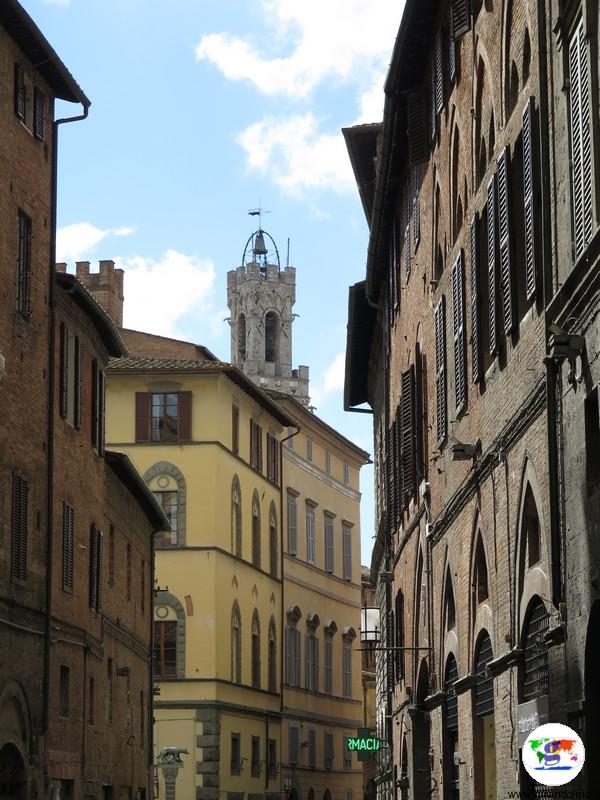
[248,202,271,231]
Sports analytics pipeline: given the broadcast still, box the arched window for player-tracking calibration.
[251,610,261,688]
[232,476,242,557]
[434,183,444,281]
[523,485,540,566]
[395,589,405,681]
[154,590,186,678]
[238,314,246,362]
[269,503,278,577]
[268,616,277,692]
[145,462,187,546]
[522,30,531,85]
[451,126,461,241]
[444,654,459,797]
[520,597,549,701]
[231,602,241,683]
[444,568,456,631]
[507,60,519,119]
[252,492,261,568]
[265,311,279,363]
[488,111,496,162]
[473,535,489,604]
[473,631,495,797]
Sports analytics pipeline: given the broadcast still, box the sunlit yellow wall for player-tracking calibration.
[106,367,285,799]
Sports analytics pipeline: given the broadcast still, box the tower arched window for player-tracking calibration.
[444,568,456,631]
[523,485,540,567]
[268,616,277,692]
[269,502,278,577]
[265,311,279,363]
[238,314,246,362]
[232,476,242,558]
[252,491,261,568]
[473,534,489,604]
[251,610,261,688]
[231,602,241,683]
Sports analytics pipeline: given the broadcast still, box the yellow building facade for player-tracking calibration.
[106,356,293,800]
[269,393,370,800]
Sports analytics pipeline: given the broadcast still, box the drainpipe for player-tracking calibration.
[44,101,90,737]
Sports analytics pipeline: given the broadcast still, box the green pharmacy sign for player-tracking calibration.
[346,729,382,760]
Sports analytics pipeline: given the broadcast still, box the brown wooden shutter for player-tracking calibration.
[135,392,151,443]
[33,87,44,140]
[386,424,394,519]
[400,366,416,506]
[92,359,98,447]
[569,19,593,260]
[452,0,471,38]
[414,343,425,481]
[98,371,106,456]
[74,337,82,429]
[412,166,421,248]
[497,147,515,334]
[430,65,437,141]
[522,99,537,301]
[232,405,239,454]
[96,529,104,612]
[434,297,447,445]
[452,251,467,414]
[392,414,400,525]
[403,185,411,280]
[407,90,429,165]
[258,425,263,472]
[487,175,498,355]
[11,473,28,581]
[60,323,69,418]
[14,63,25,120]
[178,391,192,440]
[470,215,482,383]
[434,28,444,113]
[89,524,98,610]
[448,15,457,85]
[62,502,74,591]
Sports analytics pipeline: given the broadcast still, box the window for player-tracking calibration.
[343,462,350,485]
[59,665,70,717]
[287,492,297,555]
[434,297,447,445]
[16,210,31,318]
[108,525,115,587]
[231,477,242,557]
[452,251,467,414]
[324,634,333,694]
[31,87,46,142]
[140,560,145,614]
[126,542,132,602]
[153,491,178,545]
[92,359,106,454]
[251,736,260,777]
[306,505,315,564]
[497,147,515,335]
[59,326,83,427]
[106,658,113,723]
[522,99,537,301]
[269,506,278,578]
[285,626,302,687]
[287,427,295,449]
[520,598,549,701]
[14,63,25,120]
[324,732,334,770]
[231,602,242,683]
[134,392,191,443]
[251,611,261,688]
[268,618,277,692]
[289,726,300,766]
[232,404,239,454]
[62,502,74,591]
[343,641,352,697]
[343,736,352,769]
[231,733,241,775]
[342,524,352,581]
[250,419,263,471]
[305,633,319,691]
[268,739,277,777]
[487,174,499,355]
[265,311,279,362]
[267,433,279,483]
[400,366,416,508]
[325,451,331,473]
[238,314,246,361]
[154,620,177,677]
[88,526,104,612]
[474,535,489,604]
[89,677,95,726]
[395,591,405,681]
[324,514,334,573]
[568,18,594,260]
[252,493,261,568]
[306,437,313,462]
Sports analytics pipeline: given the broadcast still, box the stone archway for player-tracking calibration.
[0,743,27,799]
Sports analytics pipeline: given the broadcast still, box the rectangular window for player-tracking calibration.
[497,146,515,334]
[14,63,25,120]
[306,505,315,564]
[306,437,313,462]
[153,620,177,677]
[108,525,115,587]
[135,392,191,443]
[285,627,301,687]
[231,732,241,775]
[400,366,416,509]
[11,473,28,581]
[88,525,104,612]
[343,462,350,485]
[62,502,74,591]
[308,729,316,769]
[322,635,333,697]
[232,404,239,454]
[289,726,300,766]
[324,732,334,770]
[59,665,70,717]
[126,542,132,602]
[153,491,178,545]
[305,633,319,691]
[92,360,106,454]
[470,214,482,383]
[33,87,45,140]
[452,252,467,414]
[89,677,95,726]
[268,739,277,778]
[522,99,537,301]
[152,393,178,441]
[251,736,260,777]
[342,524,352,581]
[250,419,263,472]
[487,174,499,355]
[434,296,447,445]
[16,210,31,318]
[325,451,331,473]
[139,690,145,747]
[287,493,297,555]
[343,735,352,769]
[343,642,352,697]
[267,432,279,483]
[106,658,113,723]
[569,18,594,260]
[324,514,334,573]
[60,330,81,427]
[140,559,145,614]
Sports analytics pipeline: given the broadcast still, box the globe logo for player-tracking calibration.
[522,723,585,786]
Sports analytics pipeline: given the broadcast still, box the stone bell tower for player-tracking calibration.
[227,213,310,405]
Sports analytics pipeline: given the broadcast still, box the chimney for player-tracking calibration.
[75,259,125,328]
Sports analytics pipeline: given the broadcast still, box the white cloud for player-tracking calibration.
[324,352,346,394]
[238,114,354,194]
[57,222,134,263]
[196,0,401,99]
[120,250,218,340]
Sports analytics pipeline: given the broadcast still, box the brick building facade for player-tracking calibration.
[345,0,600,797]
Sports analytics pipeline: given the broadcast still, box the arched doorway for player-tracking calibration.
[323,790,331,800]
[0,743,27,799]
[412,659,431,799]
[473,631,496,800]
[585,601,600,791]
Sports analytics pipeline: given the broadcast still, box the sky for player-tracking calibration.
[22,0,406,564]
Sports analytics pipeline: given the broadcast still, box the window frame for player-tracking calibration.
[16,209,32,319]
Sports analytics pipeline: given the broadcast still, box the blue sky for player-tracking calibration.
[22,0,405,563]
